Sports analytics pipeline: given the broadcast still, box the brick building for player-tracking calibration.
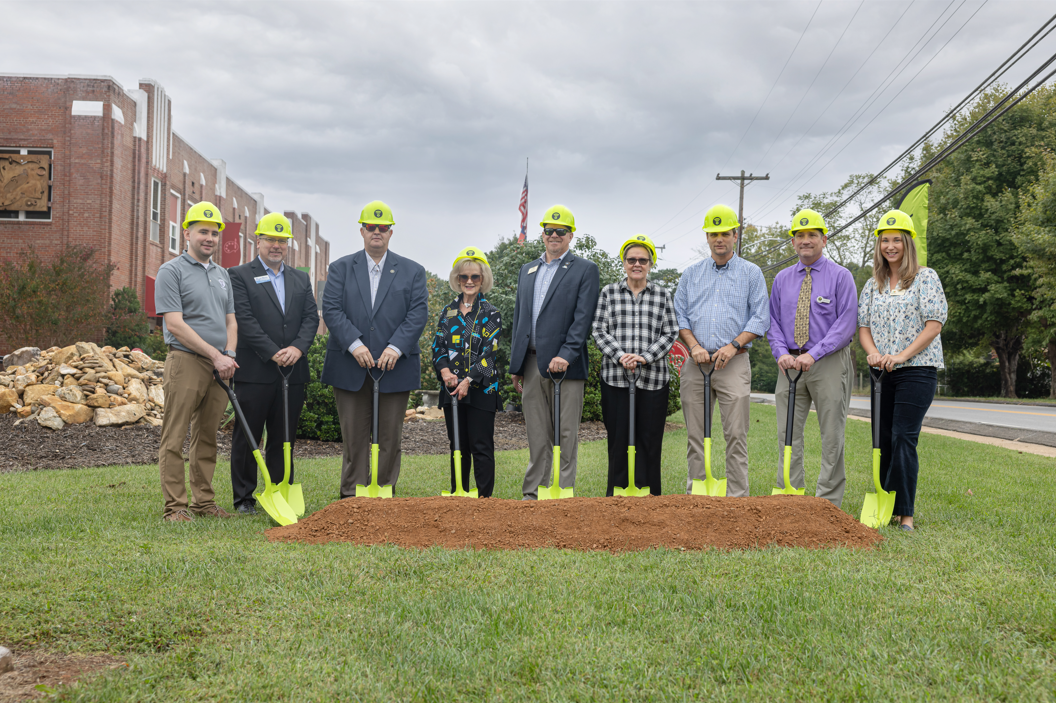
[0,73,329,339]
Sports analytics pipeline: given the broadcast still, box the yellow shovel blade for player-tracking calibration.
[537,484,574,500]
[772,445,806,496]
[356,443,393,498]
[277,443,305,516]
[441,450,478,498]
[250,450,297,525]
[691,477,727,497]
[860,448,895,528]
[614,485,650,497]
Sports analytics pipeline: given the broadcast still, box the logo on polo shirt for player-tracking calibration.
[218,278,226,290]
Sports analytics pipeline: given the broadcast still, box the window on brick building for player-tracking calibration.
[150,179,161,242]
[0,147,53,221]
[168,191,180,254]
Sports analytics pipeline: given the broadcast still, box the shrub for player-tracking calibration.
[297,334,341,441]
[942,348,1051,399]
[0,245,113,349]
[138,331,170,361]
[105,287,149,349]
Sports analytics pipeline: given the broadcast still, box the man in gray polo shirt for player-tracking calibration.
[154,201,239,522]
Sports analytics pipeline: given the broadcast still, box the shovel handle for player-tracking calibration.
[214,372,258,454]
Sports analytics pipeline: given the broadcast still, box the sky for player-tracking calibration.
[5,0,1055,276]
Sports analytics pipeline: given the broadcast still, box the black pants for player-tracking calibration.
[442,404,496,498]
[877,367,936,517]
[230,380,306,507]
[600,380,669,496]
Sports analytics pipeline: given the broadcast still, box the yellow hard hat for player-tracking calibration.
[359,200,395,226]
[874,209,917,238]
[452,246,490,270]
[702,204,739,233]
[255,212,293,238]
[183,201,225,231]
[539,204,576,232]
[620,234,657,262]
[789,209,829,236]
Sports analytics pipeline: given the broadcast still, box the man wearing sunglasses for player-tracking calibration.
[509,204,600,500]
[321,200,429,498]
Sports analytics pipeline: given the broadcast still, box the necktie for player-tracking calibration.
[370,264,381,307]
[794,266,812,348]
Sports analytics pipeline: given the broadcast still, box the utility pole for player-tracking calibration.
[715,170,769,256]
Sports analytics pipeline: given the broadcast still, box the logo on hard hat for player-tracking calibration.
[275,224,284,233]
[552,212,561,221]
[800,217,809,226]
[637,235,646,241]
[374,209,383,218]
[467,249,474,255]
[887,217,896,225]
[204,209,213,218]
[713,216,721,225]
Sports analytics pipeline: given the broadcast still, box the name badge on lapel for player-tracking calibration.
[528,265,539,274]
[815,296,831,304]
[254,275,270,284]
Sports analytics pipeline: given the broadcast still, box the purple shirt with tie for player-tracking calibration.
[768,255,857,361]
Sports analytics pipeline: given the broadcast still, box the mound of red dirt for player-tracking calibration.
[266,495,883,552]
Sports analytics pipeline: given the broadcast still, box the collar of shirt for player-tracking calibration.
[709,254,739,272]
[794,255,829,274]
[181,252,212,270]
[257,255,285,278]
[538,249,570,267]
[618,278,655,295]
[366,250,388,273]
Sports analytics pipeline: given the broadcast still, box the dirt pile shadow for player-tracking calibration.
[266,495,883,551]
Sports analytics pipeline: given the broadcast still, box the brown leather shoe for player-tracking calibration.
[164,509,194,522]
[192,504,234,518]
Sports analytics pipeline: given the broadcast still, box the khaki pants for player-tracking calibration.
[521,359,586,499]
[159,350,230,517]
[774,345,853,507]
[680,352,751,496]
[335,385,410,497]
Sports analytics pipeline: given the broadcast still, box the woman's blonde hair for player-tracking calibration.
[448,259,494,294]
[872,230,920,292]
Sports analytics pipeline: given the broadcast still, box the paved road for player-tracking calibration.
[753,393,1056,437]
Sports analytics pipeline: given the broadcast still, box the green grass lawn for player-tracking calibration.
[3,404,1054,701]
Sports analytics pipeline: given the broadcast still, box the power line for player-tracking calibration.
[749,10,1056,263]
[649,1,822,242]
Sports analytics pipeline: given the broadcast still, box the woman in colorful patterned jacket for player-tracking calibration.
[592,235,679,496]
[858,210,948,532]
[431,247,503,497]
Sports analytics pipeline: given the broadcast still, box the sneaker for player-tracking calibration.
[164,509,194,522]
[898,523,915,532]
[192,504,234,518]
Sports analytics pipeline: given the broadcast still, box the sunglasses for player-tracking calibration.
[458,274,482,283]
[363,224,391,233]
[625,257,650,266]
[543,227,570,237]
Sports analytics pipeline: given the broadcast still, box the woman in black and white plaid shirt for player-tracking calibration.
[592,235,679,496]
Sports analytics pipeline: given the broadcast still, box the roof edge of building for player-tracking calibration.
[0,73,126,91]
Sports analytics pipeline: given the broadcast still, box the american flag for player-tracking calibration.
[517,171,528,244]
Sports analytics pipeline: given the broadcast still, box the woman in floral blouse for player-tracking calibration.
[431,247,502,497]
[858,210,948,531]
[592,235,678,496]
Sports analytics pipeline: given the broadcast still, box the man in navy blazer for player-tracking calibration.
[321,200,429,497]
[509,204,600,499]
[228,213,321,514]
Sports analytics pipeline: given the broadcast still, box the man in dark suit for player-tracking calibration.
[509,204,600,499]
[228,212,321,514]
[321,200,429,497]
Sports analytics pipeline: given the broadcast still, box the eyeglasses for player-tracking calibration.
[259,236,289,245]
[543,227,570,237]
[458,274,482,283]
[625,257,650,266]
[363,224,391,233]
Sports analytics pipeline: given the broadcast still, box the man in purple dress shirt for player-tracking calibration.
[767,210,857,507]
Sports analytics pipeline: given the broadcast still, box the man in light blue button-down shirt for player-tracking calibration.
[673,204,770,496]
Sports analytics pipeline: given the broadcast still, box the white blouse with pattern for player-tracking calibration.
[857,267,948,369]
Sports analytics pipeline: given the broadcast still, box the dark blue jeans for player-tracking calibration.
[877,366,936,517]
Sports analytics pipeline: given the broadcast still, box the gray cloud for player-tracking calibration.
[6,0,1054,271]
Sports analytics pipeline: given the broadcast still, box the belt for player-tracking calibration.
[168,345,209,361]
[787,348,809,357]
[527,348,537,355]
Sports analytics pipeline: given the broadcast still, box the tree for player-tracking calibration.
[417,271,450,392]
[1013,150,1056,397]
[105,286,149,349]
[927,85,1056,397]
[796,173,891,269]
[0,245,114,350]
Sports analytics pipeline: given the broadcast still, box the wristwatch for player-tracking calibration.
[730,340,742,351]
[222,350,236,358]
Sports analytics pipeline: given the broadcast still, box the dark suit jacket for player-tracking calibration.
[229,258,320,385]
[509,252,600,380]
[321,249,428,393]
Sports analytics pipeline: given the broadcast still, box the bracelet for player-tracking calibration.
[690,343,700,352]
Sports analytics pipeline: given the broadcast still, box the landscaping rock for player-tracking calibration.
[13,374,36,390]
[56,386,87,405]
[41,397,95,424]
[0,645,11,673]
[51,344,79,366]
[3,347,40,369]
[130,350,159,370]
[114,359,143,380]
[147,384,164,407]
[16,406,32,418]
[109,395,129,407]
[126,378,148,404]
[94,403,145,427]
[23,384,58,405]
[86,394,111,408]
[0,388,18,414]
[37,407,65,430]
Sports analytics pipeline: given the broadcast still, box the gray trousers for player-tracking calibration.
[774,345,853,507]
[520,359,586,499]
[681,352,752,496]
[335,384,410,498]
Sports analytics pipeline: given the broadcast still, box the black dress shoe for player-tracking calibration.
[236,503,258,515]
